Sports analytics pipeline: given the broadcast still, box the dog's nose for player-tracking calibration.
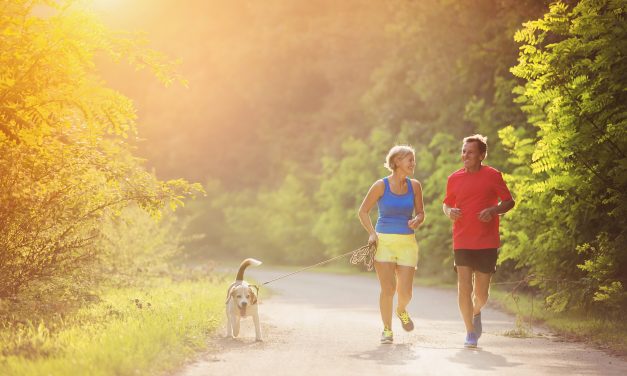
[241,302,247,307]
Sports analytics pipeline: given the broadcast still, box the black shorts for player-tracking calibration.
[454,248,498,274]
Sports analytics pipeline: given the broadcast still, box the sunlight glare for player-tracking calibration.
[91,0,126,12]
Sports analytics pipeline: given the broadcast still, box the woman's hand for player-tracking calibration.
[368,233,379,245]
[407,213,424,229]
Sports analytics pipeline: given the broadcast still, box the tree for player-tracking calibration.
[313,132,391,257]
[503,0,627,314]
[0,1,200,298]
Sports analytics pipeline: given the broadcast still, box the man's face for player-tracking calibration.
[461,142,484,170]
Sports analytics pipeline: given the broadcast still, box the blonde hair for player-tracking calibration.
[383,145,415,172]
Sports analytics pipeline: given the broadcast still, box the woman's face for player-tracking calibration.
[395,153,415,175]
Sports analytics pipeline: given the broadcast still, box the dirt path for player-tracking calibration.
[175,269,626,376]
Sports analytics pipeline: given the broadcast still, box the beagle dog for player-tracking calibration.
[225,258,263,341]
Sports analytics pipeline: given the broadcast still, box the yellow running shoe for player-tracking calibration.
[396,309,414,332]
[380,328,393,344]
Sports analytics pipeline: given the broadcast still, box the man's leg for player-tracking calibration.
[471,271,491,339]
[456,266,474,333]
[473,271,492,315]
[374,261,397,329]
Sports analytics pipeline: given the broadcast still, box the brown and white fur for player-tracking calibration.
[225,258,263,341]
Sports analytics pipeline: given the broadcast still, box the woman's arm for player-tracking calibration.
[358,180,384,244]
[408,179,425,229]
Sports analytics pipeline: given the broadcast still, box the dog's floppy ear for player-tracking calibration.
[249,285,259,304]
[225,283,237,304]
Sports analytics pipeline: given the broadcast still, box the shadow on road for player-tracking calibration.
[349,343,419,366]
[449,348,523,371]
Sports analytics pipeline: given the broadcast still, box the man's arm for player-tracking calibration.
[477,199,515,222]
[494,199,515,215]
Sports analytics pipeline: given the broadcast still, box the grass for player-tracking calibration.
[490,287,627,355]
[0,275,231,376]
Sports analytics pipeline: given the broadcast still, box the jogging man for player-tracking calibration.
[443,134,515,348]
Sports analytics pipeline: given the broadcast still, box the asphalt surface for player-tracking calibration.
[175,268,627,376]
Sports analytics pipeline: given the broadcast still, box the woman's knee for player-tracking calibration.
[397,283,413,299]
[380,282,396,297]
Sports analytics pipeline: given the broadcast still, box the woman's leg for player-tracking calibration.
[374,261,397,329]
[395,265,416,313]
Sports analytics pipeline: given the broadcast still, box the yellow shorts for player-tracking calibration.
[374,233,419,268]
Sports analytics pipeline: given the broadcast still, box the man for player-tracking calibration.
[443,134,515,348]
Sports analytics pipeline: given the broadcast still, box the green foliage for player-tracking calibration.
[171,0,625,322]
[97,206,187,285]
[0,1,201,299]
[188,0,548,279]
[216,172,324,264]
[352,0,546,278]
[314,130,392,256]
[176,178,228,261]
[505,0,627,315]
[413,133,460,279]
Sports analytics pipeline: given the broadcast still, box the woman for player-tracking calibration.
[358,145,425,344]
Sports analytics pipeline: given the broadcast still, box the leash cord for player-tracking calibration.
[261,243,376,286]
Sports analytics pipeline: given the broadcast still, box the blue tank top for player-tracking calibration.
[375,177,415,234]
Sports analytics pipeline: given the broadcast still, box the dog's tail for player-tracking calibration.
[235,258,262,281]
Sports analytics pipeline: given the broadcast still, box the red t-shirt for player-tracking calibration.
[443,165,513,250]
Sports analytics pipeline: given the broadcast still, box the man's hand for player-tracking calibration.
[448,208,462,221]
[478,207,496,222]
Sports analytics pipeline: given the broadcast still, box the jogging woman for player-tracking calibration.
[358,145,425,344]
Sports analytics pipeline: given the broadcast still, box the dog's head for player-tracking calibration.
[228,283,258,315]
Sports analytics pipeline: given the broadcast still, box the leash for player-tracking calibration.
[260,243,376,286]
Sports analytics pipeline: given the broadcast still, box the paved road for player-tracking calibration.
[175,269,626,376]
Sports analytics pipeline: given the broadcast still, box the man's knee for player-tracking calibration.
[474,272,492,304]
[458,281,473,298]
[457,273,473,295]
[474,290,489,304]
